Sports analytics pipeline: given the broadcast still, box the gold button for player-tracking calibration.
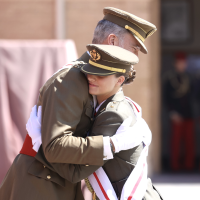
[113,101,116,104]
[85,165,89,166]
[47,175,51,179]
[110,105,114,108]
[44,165,46,168]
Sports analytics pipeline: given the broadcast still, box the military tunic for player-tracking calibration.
[90,91,162,200]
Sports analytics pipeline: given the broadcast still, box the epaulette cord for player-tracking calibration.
[84,178,96,200]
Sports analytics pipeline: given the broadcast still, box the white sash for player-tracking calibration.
[88,99,150,200]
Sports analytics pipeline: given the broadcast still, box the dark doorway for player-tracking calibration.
[161,0,200,172]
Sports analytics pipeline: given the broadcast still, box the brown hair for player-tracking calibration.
[115,65,136,85]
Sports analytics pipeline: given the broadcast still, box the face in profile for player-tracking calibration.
[104,32,141,56]
[118,32,141,56]
[86,74,124,101]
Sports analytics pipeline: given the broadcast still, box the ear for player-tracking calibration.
[116,76,125,86]
[107,34,119,46]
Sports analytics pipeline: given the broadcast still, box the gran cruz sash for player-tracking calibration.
[87,98,151,200]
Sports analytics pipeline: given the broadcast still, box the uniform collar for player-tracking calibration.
[94,89,125,117]
[111,89,124,102]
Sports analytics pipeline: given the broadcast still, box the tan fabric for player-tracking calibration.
[0,154,82,200]
[0,40,77,183]
[37,66,104,166]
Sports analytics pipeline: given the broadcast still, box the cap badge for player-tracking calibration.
[90,49,101,62]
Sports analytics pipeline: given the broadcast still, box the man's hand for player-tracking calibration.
[26,105,42,151]
[110,117,152,153]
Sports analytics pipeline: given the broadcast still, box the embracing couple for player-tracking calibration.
[0,7,163,200]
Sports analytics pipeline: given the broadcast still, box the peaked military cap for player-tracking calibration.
[103,7,157,54]
[81,44,139,76]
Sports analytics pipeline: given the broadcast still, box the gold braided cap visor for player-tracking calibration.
[81,59,132,76]
[89,60,126,73]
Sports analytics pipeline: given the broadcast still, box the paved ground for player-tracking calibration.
[151,174,200,200]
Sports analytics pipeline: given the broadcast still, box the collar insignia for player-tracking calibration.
[100,108,105,113]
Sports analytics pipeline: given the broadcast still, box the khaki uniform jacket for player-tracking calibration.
[0,54,105,200]
[90,91,141,198]
[90,91,163,200]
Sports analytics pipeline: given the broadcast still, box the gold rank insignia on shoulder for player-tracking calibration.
[72,63,84,69]
[90,49,101,62]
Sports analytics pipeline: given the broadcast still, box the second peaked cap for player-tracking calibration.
[81,44,139,76]
[103,7,157,54]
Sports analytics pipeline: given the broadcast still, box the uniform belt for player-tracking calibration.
[20,134,37,157]
[111,177,128,198]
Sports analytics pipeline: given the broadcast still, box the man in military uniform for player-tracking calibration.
[0,7,162,200]
[163,53,195,171]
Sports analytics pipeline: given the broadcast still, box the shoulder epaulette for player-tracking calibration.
[106,101,120,112]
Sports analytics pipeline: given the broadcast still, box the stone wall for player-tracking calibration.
[0,0,55,39]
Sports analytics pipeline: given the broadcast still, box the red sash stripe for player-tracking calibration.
[132,102,140,113]
[20,134,37,157]
[125,97,140,113]
[128,163,145,200]
[93,172,110,200]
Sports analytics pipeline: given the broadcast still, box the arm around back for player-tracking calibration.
[40,67,104,166]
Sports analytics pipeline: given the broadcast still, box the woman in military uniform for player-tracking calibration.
[81,44,162,200]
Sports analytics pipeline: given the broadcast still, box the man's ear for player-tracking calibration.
[107,34,119,46]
